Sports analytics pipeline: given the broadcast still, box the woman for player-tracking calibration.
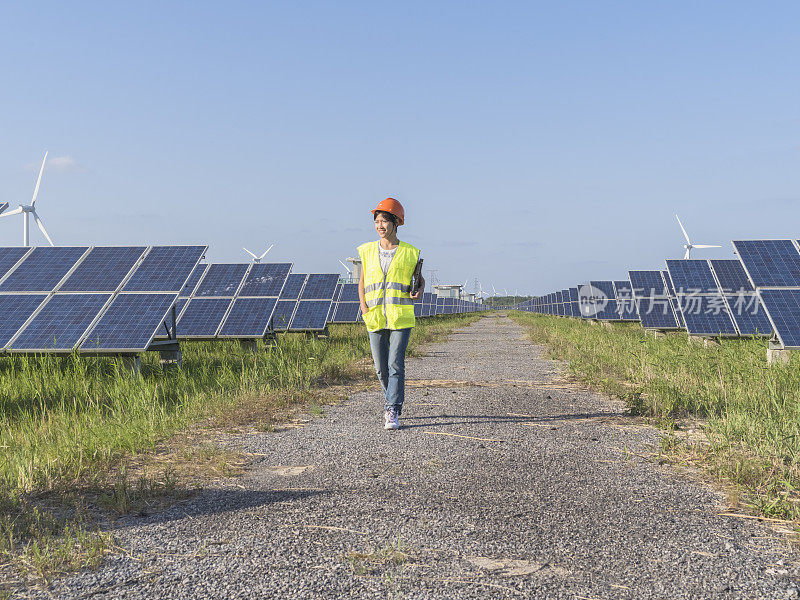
[358,197,424,430]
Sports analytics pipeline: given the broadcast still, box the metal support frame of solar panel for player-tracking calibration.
[0,245,206,356]
[628,270,682,330]
[287,273,339,332]
[732,240,800,348]
[665,259,738,338]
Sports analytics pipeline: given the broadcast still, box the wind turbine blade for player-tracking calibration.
[243,247,258,259]
[0,207,24,218]
[259,244,274,259]
[693,244,721,249]
[675,214,691,245]
[33,211,54,246]
[338,259,352,273]
[31,151,48,207]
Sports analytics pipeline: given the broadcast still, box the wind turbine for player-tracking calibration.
[2,151,55,246]
[675,214,720,259]
[243,244,273,263]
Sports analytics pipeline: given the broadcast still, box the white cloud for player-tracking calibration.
[47,155,78,172]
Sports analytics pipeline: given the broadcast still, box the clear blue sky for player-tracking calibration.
[2,2,798,296]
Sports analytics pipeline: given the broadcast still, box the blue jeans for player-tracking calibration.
[368,328,412,415]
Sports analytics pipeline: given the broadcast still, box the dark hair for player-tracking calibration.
[373,210,397,226]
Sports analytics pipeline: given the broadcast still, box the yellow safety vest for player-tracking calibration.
[358,240,420,332]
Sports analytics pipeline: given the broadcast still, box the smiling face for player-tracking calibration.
[374,211,397,239]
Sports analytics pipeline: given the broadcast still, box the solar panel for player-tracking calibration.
[333,302,362,323]
[0,294,48,347]
[218,297,279,337]
[193,263,248,297]
[0,247,32,281]
[300,274,339,300]
[724,294,772,336]
[638,298,679,329]
[676,296,737,336]
[11,294,111,351]
[665,260,718,295]
[589,281,616,300]
[180,264,208,298]
[271,300,297,331]
[80,293,177,351]
[711,259,754,293]
[339,283,360,302]
[289,300,332,331]
[177,298,233,337]
[732,240,800,288]
[759,290,800,347]
[238,263,292,297]
[280,274,307,299]
[629,271,667,298]
[0,247,89,292]
[594,299,621,321]
[60,246,147,292]
[331,283,343,303]
[123,246,206,292]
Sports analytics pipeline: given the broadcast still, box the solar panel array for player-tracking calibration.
[734,240,800,347]
[173,262,291,339]
[0,245,206,354]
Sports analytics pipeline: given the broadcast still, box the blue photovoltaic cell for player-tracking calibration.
[733,240,800,288]
[638,298,679,329]
[180,264,207,297]
[123,246,206,292]
[724,294,772,336]
[238,263,292,297]
[331,283,342,302]
[333,302,361,323]
[177,298,233,336]
[12,294,111,350]
[280,274,306,300]
[290,300,332,330]
[0,247,89,292]
[339,283,359,302]
[272,300,297,331]
[759,289,800,347]
[300,274,339,300]
[0,248,31,281]
[326,300,336,323]
[613,280,633,297]
[711,259,754,293]
[663,271,678,297]
[589,281,616,299]
[666,260,718,295]
[81,293,176,351]
[676,296,737,336]
[568,288,578,302]
[0,294,47,346]
[60,246,147,292]
[193,263,248,297]
[629,271,667,298]
[219,297,278,337]
[414,303,422,317]
[594,299,620,320]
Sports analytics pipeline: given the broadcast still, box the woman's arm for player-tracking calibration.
[358,266,368,315]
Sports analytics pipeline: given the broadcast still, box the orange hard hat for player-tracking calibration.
[371,197,405,226]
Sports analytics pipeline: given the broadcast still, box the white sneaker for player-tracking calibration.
[384,409,399,430]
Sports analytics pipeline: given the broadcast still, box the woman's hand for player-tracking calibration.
[410,274,425,300]
[360,302,369,316]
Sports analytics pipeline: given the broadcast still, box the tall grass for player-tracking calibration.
[1,314,479,497]
[509,312,800,519]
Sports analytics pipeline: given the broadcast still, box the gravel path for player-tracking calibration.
[25,314,799,599]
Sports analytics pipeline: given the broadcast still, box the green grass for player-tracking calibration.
[509,312,800,521]
[0,313,480,587]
